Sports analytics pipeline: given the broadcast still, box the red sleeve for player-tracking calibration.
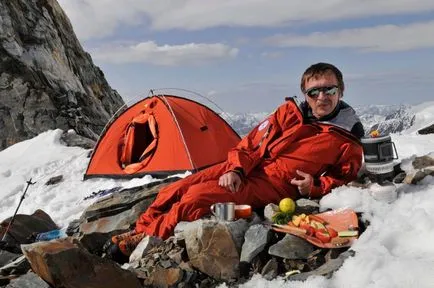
[309,142,363,198]
[225,101,302,176]
[224,113,275,176]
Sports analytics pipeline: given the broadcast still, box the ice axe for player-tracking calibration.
[1,178,36,242]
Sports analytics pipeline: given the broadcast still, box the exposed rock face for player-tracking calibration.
[367,106,415,135]
[0,0,124,151]
[21,239,142,288]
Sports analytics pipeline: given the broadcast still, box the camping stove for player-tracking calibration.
[361,134,399,184]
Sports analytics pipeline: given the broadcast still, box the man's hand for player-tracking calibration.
[218,171,242,193]
[290,170,313,196]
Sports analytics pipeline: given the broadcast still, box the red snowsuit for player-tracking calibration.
[135,98,363,239]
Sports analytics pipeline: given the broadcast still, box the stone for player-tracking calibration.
[289,250,355,281]
[0,210,58,246]
[263,203,279,223]
[261,258,279,280]
[60,130,95,149]
[240,224,271,263]
[79,179,178,234]
[0,250,20,268]
[183,220,241,281]
[412,155,434,170]
[0,255,30,276]
[0,0,124,151]
[5,272,50,288]
[393,172,407,184]
[268,234,315,260]
[295,199,320,215]
[129,236,163,263]
[403,170,429,185]
[143,266,183,288]
[21,239,141,288]
[44,175,63,186]
[418,123,434,135]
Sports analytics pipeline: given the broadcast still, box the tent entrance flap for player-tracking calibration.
[120,113,158,169]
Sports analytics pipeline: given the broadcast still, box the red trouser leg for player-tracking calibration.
[136,162,229,230]
[135,171,294,239]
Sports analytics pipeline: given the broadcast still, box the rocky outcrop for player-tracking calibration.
[368,106,415,135]
[21,239,142,288]
[0,0,124,151]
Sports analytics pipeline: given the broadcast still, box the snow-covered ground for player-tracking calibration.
[1,102,434,287]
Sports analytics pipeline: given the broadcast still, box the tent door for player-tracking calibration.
[120,113,158,172]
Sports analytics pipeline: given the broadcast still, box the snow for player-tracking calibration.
[1,104,434,287]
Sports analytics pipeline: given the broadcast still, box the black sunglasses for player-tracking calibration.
[305,86,339,98]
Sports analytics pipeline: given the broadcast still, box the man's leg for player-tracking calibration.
[136,162,230,230]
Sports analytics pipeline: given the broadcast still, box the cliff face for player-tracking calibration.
[0,0,124,150]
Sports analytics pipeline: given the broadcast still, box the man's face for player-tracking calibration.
[303,73,342,118]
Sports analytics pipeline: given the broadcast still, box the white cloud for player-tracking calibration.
[266,21,434,52]
[90,41,238,66]
[58,0,434,40]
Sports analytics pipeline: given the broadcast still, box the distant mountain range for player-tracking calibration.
[221,104,416,137]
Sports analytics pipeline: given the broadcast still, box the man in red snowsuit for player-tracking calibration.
[110,62,364,256]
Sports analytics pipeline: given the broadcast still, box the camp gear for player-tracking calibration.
[271,208,359,249]
[1,178,36,242]
[84,94,240,179]
[305,86,339,98]
[111,230,137,245]
[210,202,235,221]
[361,134,399,183]
[117,232,147,256]
[135,98,363,240]
[35,228,67,241]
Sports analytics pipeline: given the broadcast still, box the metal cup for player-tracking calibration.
[210,202,235,221]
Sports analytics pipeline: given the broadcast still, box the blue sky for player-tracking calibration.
[58,1,434,113]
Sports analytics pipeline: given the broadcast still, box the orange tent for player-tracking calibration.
[84,94,240,179]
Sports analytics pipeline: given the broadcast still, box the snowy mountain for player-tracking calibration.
[223,103,419,137]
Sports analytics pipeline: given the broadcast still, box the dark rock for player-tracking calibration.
[295,199,320,215]
[404,170,430,185]
[0,250,20,268]
[65,219,81,236]
[21,238,142,288]
[240,224,271,263]
[0,255,30,276]
[268,234,315,260]
[5,272,50,288]
[0,210,58,248]
[129,236,163,263]
[44,175,63,186]
[60,130,95,149]
[282,258,307,272]
[306,249,326,270]
[143,266,183,288]
[0,0,124,151]
[412,155,434,170]
[79,179,179,234]
[289,250,355,281]
[325,247,348,262]
[393,172,406,184]
[261,258,279,281]
[418,123,434,135]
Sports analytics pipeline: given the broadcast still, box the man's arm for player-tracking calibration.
[309,142,363,198]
